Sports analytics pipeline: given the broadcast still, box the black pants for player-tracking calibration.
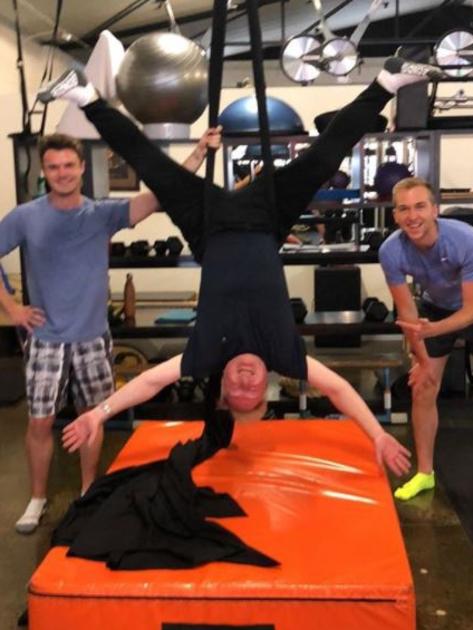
[84,81,391,261]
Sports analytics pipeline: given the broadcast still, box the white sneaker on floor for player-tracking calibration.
[15,498,47,534]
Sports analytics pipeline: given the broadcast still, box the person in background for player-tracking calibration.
[0,127,221,534]
[378,176,473,500]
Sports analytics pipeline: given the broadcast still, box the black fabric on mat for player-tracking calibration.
[435,427,473,544]
[52,413,279,570]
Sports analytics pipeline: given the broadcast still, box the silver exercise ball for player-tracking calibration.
[116,32,208,124]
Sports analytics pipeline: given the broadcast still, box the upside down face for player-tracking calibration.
[222,353,268,413]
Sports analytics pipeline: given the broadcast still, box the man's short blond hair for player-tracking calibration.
[392,176,436,205]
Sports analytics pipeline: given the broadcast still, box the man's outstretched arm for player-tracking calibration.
[306,355,411,476]
[62,354,183,452]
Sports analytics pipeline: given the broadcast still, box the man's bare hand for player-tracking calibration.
[285,233,303,245]
[196,125,223,156]
[183,126,223,172]
[374,432,411,476]
[62,412,100,453]
[8,303,45,333]
[204,125,223,150]
[408,360,437,393]
[396,317,432,340]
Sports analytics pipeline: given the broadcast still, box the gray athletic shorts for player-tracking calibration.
[24,333,114,418]
[420,301,473,358]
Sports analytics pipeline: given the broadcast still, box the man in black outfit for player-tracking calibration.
[39,56,442,476]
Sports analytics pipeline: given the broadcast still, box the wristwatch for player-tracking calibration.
[99,401,113,418]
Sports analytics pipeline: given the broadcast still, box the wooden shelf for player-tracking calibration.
[111,308,400,339]
[109,249,382,269]
[109,255,197,269]
[280,248,379,265]
[440,193,473,204]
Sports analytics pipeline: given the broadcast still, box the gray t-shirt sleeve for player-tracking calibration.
[95,198,131,236]
[378,235,406,286]
[0,207,24,257]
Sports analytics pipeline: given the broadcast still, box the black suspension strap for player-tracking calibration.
[204,0,228,233]
[12,0,31,134]
[12,0,34,199]
[37,0,64,135]
[205,0,276,227]
[246,0,276,216]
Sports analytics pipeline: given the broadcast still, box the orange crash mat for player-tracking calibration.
[29,419,415,630]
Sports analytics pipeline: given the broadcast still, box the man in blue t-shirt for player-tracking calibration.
[0,130,220,534]
[379,176,473,501]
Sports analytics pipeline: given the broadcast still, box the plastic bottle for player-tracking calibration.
[123,273,136,326]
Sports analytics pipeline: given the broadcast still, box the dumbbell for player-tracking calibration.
[110,241,127,257]
[153,236,184,257]
[290,297,308,323]
[362,297,389,322]
[361,229,385,252]
[176,376,197,402]
[166,236,184,256]
[153,240,168,256]
[129,240,150,256]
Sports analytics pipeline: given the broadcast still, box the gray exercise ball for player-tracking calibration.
[116,32,208,124]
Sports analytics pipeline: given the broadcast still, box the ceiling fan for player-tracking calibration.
[281,0,387,82]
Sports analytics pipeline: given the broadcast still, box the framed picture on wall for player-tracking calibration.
[107,149,139,191]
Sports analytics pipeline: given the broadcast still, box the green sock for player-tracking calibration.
[394,472,435,501]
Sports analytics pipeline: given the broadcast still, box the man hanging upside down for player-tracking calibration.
[38,55,444,477]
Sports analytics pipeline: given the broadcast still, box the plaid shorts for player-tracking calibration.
[24,333,114,418]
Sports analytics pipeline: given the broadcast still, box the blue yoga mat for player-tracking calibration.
[155,308,196,324]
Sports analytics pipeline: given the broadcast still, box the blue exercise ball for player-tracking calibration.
[116,32,208,124]
[219,95,304,136]
[374,162,411,199]
[330,169,350,189]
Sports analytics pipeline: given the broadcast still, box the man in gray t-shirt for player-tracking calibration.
[379,176,473,501]
[0,130,220,533]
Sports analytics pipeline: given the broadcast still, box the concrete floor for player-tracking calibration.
[1,395,473,630]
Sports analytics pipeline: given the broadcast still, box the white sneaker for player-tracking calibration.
[15,498,47,534]
[37,66,96,107]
